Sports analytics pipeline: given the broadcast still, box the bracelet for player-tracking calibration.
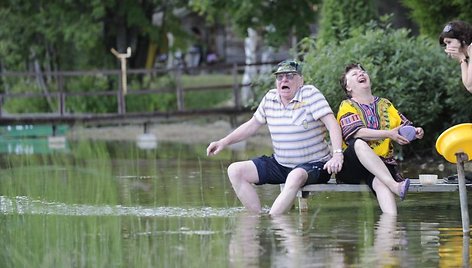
[333,149,343,154]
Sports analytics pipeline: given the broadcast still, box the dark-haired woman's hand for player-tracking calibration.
[445,46,465,62]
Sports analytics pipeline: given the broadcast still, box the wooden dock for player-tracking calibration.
[282,178,472,212]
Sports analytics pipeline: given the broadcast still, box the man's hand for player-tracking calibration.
[323,153,344,174]
[206,140,225,156]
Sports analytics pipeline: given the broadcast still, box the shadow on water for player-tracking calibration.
[0,137,470,267]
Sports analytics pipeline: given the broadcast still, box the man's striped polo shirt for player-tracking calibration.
[254,85,333,168]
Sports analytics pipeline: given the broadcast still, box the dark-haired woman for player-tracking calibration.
[439,20,472,93]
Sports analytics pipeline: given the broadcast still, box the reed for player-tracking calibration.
[0,140,238,266]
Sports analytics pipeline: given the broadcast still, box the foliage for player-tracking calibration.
[126,73,235,111]
[2,80,51,113]
[300,20,469,155]
[0,1,106,71]
[401,0,472,38]
[65,76,117,113]
[316,0,377,46]
[1,70,238,114]
[0,0,189,72]
[190,0,322,47]
[126,75,177,112]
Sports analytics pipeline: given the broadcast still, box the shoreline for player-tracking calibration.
[67,119,272,147]
[65,119,470,176]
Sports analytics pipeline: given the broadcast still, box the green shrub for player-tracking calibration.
[300,20,470,156]
[126,74,177,112]
[65,75,116,113]
[2,79,52,113]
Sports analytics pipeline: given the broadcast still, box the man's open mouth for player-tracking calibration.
[282,85,290,89]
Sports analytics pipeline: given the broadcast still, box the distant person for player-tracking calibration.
[336,63,424,215]
[206,60,344,215]
[206,50,219,65]
[439,20,472,93]
[186,27,203,69]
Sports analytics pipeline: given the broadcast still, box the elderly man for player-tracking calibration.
[206,60,344,215]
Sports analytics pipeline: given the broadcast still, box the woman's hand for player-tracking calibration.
[389,126,410,145]
[415,127,424,140]
[445,46,466,62]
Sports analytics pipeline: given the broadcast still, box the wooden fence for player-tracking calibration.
[0,62,274,126]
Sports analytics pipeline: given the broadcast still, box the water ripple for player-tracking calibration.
[0,196,244,217]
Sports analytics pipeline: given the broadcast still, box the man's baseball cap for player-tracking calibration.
[273,60,302,75]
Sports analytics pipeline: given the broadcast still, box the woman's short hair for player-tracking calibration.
[439,20,472,47]
[339,63,365,97]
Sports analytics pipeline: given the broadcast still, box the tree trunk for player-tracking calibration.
[260,45,274,74]
[241,28,258,105]
[32,56,54,111]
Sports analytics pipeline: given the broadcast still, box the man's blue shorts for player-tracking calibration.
[252,155,330,185]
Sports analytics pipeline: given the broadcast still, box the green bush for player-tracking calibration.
[300,21,470,156]
[2,79,52,113]
[126,74,177,112]
[65,76,116,113]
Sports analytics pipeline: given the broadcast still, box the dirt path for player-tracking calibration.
[68,119,272,147]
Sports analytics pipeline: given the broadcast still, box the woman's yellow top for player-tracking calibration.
[336,97,410,161]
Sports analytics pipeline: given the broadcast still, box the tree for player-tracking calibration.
[0,0,189,72]
[316,0,377,45]
[401,0,472,38]
[190,0,321,48]
[190,0,322,104]
[0,0,191,113]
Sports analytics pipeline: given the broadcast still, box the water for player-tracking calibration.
[0,138,470,267]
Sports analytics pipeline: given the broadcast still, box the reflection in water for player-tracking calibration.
[136,133,157,149]
[361,214,407,266]
[228,213,262,268]
[421,222,441,264]
[438,227,472,267]
[464,234,470,268]
[270,215,305,267]
[0,136,68,154]
[228,213,347,267]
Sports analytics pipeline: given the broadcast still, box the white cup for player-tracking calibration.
[419,174,438,185]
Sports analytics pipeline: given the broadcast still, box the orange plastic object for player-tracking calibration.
[436,123,472,163]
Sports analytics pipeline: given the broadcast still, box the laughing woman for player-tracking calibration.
[439,20,472,94]
[335,63,424,215]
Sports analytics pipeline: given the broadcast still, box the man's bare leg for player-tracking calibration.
[269,168,308,215]
[227,161,262,213]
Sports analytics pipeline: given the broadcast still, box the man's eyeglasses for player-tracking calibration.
[276,73,298,81]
